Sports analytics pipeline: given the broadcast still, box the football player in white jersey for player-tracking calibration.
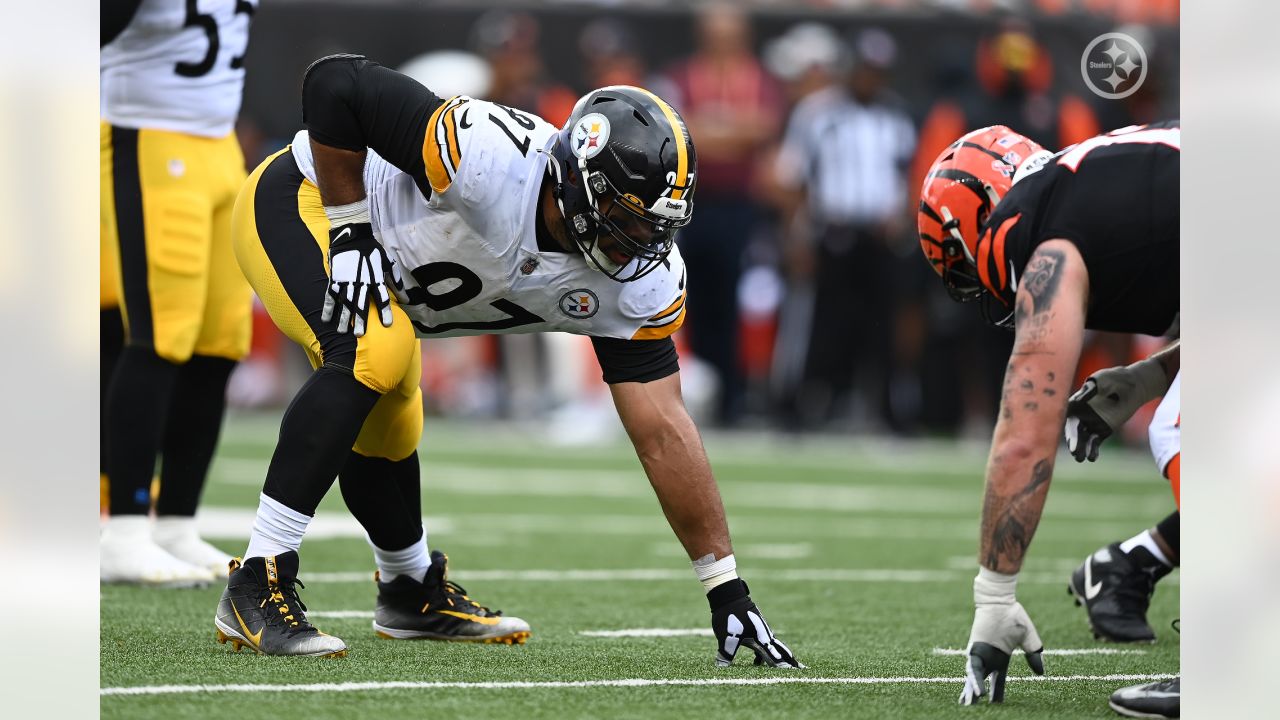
[100,0,257,586]
[215,55,802,665]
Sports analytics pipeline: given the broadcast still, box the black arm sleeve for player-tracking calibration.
[590,336,681,385]
[102,0,144,47]
[301,54,444,197]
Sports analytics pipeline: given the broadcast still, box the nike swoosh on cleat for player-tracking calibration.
[437,610,501,626]
[232,604,264,648]
[1084,558,1104,600]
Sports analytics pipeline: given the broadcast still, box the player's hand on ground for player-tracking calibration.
[1064,360,1165,462]
[959,577,1045,705]
[708,579,802,668]
[322,222,395,336]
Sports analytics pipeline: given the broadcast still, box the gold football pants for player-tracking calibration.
[232,148,422,461]
[100,122,252,361]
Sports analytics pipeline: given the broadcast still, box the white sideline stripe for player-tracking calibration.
[580,629,715,638]
[102,674,1176,697]
[299,568,1092,585]
[932,647,1147,657]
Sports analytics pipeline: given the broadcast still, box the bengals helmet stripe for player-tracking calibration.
[632,87,691,200]
[917,125,1044,306]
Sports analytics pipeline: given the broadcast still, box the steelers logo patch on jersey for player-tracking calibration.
[571,113,611,160]
[559,289,600,319]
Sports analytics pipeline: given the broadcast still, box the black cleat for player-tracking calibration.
[214,552,347,657]
[1068,543,1172,643]
[1109,676,1179,718]
[372,550,531,644]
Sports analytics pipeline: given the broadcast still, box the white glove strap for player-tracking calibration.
[974,567,1018,605]
[324,197,371,226]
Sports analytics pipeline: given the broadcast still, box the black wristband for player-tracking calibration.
[707,577,750,611]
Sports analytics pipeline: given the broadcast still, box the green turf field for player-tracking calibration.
[101,411,1179,719]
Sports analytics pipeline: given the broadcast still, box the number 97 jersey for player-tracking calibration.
[293,95,689,342]
[101,0,257,138]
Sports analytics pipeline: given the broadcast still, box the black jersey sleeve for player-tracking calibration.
[102,0,144,46]
[301,54,443,198]
[590,336,681,385]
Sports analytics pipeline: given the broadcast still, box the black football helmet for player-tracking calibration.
[546,86,697,282]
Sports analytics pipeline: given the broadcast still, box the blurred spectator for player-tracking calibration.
[578,18,648,90]
[771,26,918,431]
[470,9,577,124]
[660,1,783,425]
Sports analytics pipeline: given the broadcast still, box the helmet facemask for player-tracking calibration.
[547,86,696,283]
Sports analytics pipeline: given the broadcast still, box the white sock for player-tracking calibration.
[244,494,311,559]
[101,515,153,544]
[152,516,199,545]
[1119,529,1172,567]
[692,553,738,592]
[369,532,429,583]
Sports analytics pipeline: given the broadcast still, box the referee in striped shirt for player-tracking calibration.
[774,28,917,430]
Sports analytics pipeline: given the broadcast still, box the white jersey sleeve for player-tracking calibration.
[101,0,256,137]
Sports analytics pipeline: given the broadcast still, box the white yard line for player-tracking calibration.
[207,463,1167,520]
[102,674,1176,697]
[932,647,1147,657]
[579,629,715,638]
[298,568,1097,585]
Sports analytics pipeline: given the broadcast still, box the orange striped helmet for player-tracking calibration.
[918,125,1043,303]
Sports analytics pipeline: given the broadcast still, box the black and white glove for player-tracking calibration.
[959,568,1045,705]
[1064,357,1168,462]
[321,222,406,337]
[709,579,803,668]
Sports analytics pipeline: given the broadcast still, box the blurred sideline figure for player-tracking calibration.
[214,55,800,668]
[660,1,783,425]
[100,0,257,585]
[917,121,1179,715]
[772,27,917,432]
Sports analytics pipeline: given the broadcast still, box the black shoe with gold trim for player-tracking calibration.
[214,551,347,657]
[372,550,531,644]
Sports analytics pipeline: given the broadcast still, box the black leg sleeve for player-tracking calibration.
[100,308,125,476]
[262,365,382,516]
[1155,511,1180,562]
[105,346,180,515]
[338,450,423,551]
[155,355,237,517]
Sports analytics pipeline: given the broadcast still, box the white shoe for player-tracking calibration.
[153,516,234,577]
[101,516,215,587]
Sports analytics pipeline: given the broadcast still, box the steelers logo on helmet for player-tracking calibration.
[571,113,611,161]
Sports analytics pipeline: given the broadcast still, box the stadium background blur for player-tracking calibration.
[225,0,1179,445]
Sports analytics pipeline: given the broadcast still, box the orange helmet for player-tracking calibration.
[917,125,1044,303]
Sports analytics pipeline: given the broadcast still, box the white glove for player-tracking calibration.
[1064,358,1168,462]
[959,568,1045,705]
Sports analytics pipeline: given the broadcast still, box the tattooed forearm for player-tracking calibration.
[1020,247,1066,315]
[980,458,1055,572]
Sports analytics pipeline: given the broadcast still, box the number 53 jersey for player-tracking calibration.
[289,96,688,342]
[102,0,257,138]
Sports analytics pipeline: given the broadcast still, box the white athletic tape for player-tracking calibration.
[932,647,1147,656]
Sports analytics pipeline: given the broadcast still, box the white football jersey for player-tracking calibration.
[101,0,257,137]
[289,96,687,341]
